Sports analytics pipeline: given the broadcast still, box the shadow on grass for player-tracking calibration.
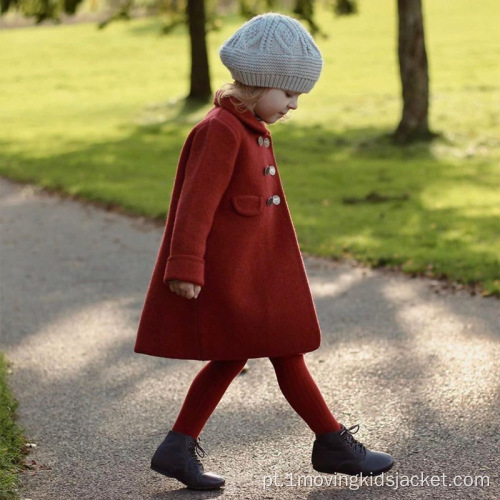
[0,116,498,294]
[138,97,211,134]
[272,123,499,293]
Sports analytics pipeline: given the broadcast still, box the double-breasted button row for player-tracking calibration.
[263,165,276,176]
[257,136,271,148]
[266,195,281,206]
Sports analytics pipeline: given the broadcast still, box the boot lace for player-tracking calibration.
[340,424,366,453]
[187,437,206,467]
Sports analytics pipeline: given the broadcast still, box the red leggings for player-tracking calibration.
[172,354,341,439]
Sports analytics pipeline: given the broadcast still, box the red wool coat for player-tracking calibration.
[134,94,322,360]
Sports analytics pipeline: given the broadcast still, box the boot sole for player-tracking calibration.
[150,465,225,490]
[313,459,394,477]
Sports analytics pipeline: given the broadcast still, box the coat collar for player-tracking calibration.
[213,91,269,135]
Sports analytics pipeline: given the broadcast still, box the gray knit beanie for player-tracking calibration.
[219,13,323,93]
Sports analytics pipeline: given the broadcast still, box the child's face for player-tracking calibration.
[254,88,302,124]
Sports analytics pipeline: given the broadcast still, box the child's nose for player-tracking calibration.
[288,96,298,110]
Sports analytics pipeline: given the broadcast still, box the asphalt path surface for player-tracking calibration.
[1,177,499,499]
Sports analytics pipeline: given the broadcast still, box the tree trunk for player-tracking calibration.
[187,0,212,101]
[393,0,433,143]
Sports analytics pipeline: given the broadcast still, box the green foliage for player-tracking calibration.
[1,0,84,22]
[238,0,279,19]
[94,0,222,34]
[1,0,18,15]
[19,0,59,22]
[63,0,83,14]
[238,0,322,34]
[293,0,321,36]
[333,0,357,16]
[97,0,133,29]
[0,353,25,500]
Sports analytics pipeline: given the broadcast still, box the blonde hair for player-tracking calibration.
[216,81,269,114]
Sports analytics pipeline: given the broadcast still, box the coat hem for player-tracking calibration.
[133,341,321,361]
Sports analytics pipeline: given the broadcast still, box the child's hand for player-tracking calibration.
[168,280,201,299]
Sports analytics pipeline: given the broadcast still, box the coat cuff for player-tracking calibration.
[164,254,205,287]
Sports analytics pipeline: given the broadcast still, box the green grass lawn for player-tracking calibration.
[1,0,499,295]
[0,354,25,500]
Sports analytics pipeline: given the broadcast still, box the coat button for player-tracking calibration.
[263,166,276,176]
[267,195,281,206]
[258,136,264,146]
[264,138,271,148]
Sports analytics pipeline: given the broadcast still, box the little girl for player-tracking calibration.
[135,12,394,490]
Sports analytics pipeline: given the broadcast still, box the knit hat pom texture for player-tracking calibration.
[219,13,323,93]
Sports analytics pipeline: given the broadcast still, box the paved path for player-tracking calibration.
[1,177,499,499]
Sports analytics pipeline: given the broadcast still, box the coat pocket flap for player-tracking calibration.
[231,195,265,217]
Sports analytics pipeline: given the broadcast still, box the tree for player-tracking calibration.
[186,0,212,101]
[333,0,434,143]
[393,0,434,143]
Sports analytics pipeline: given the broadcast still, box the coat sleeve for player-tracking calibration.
[164,118,239,287]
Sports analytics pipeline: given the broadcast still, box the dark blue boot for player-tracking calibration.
[312,424,394,476]
[151,430,225,490]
